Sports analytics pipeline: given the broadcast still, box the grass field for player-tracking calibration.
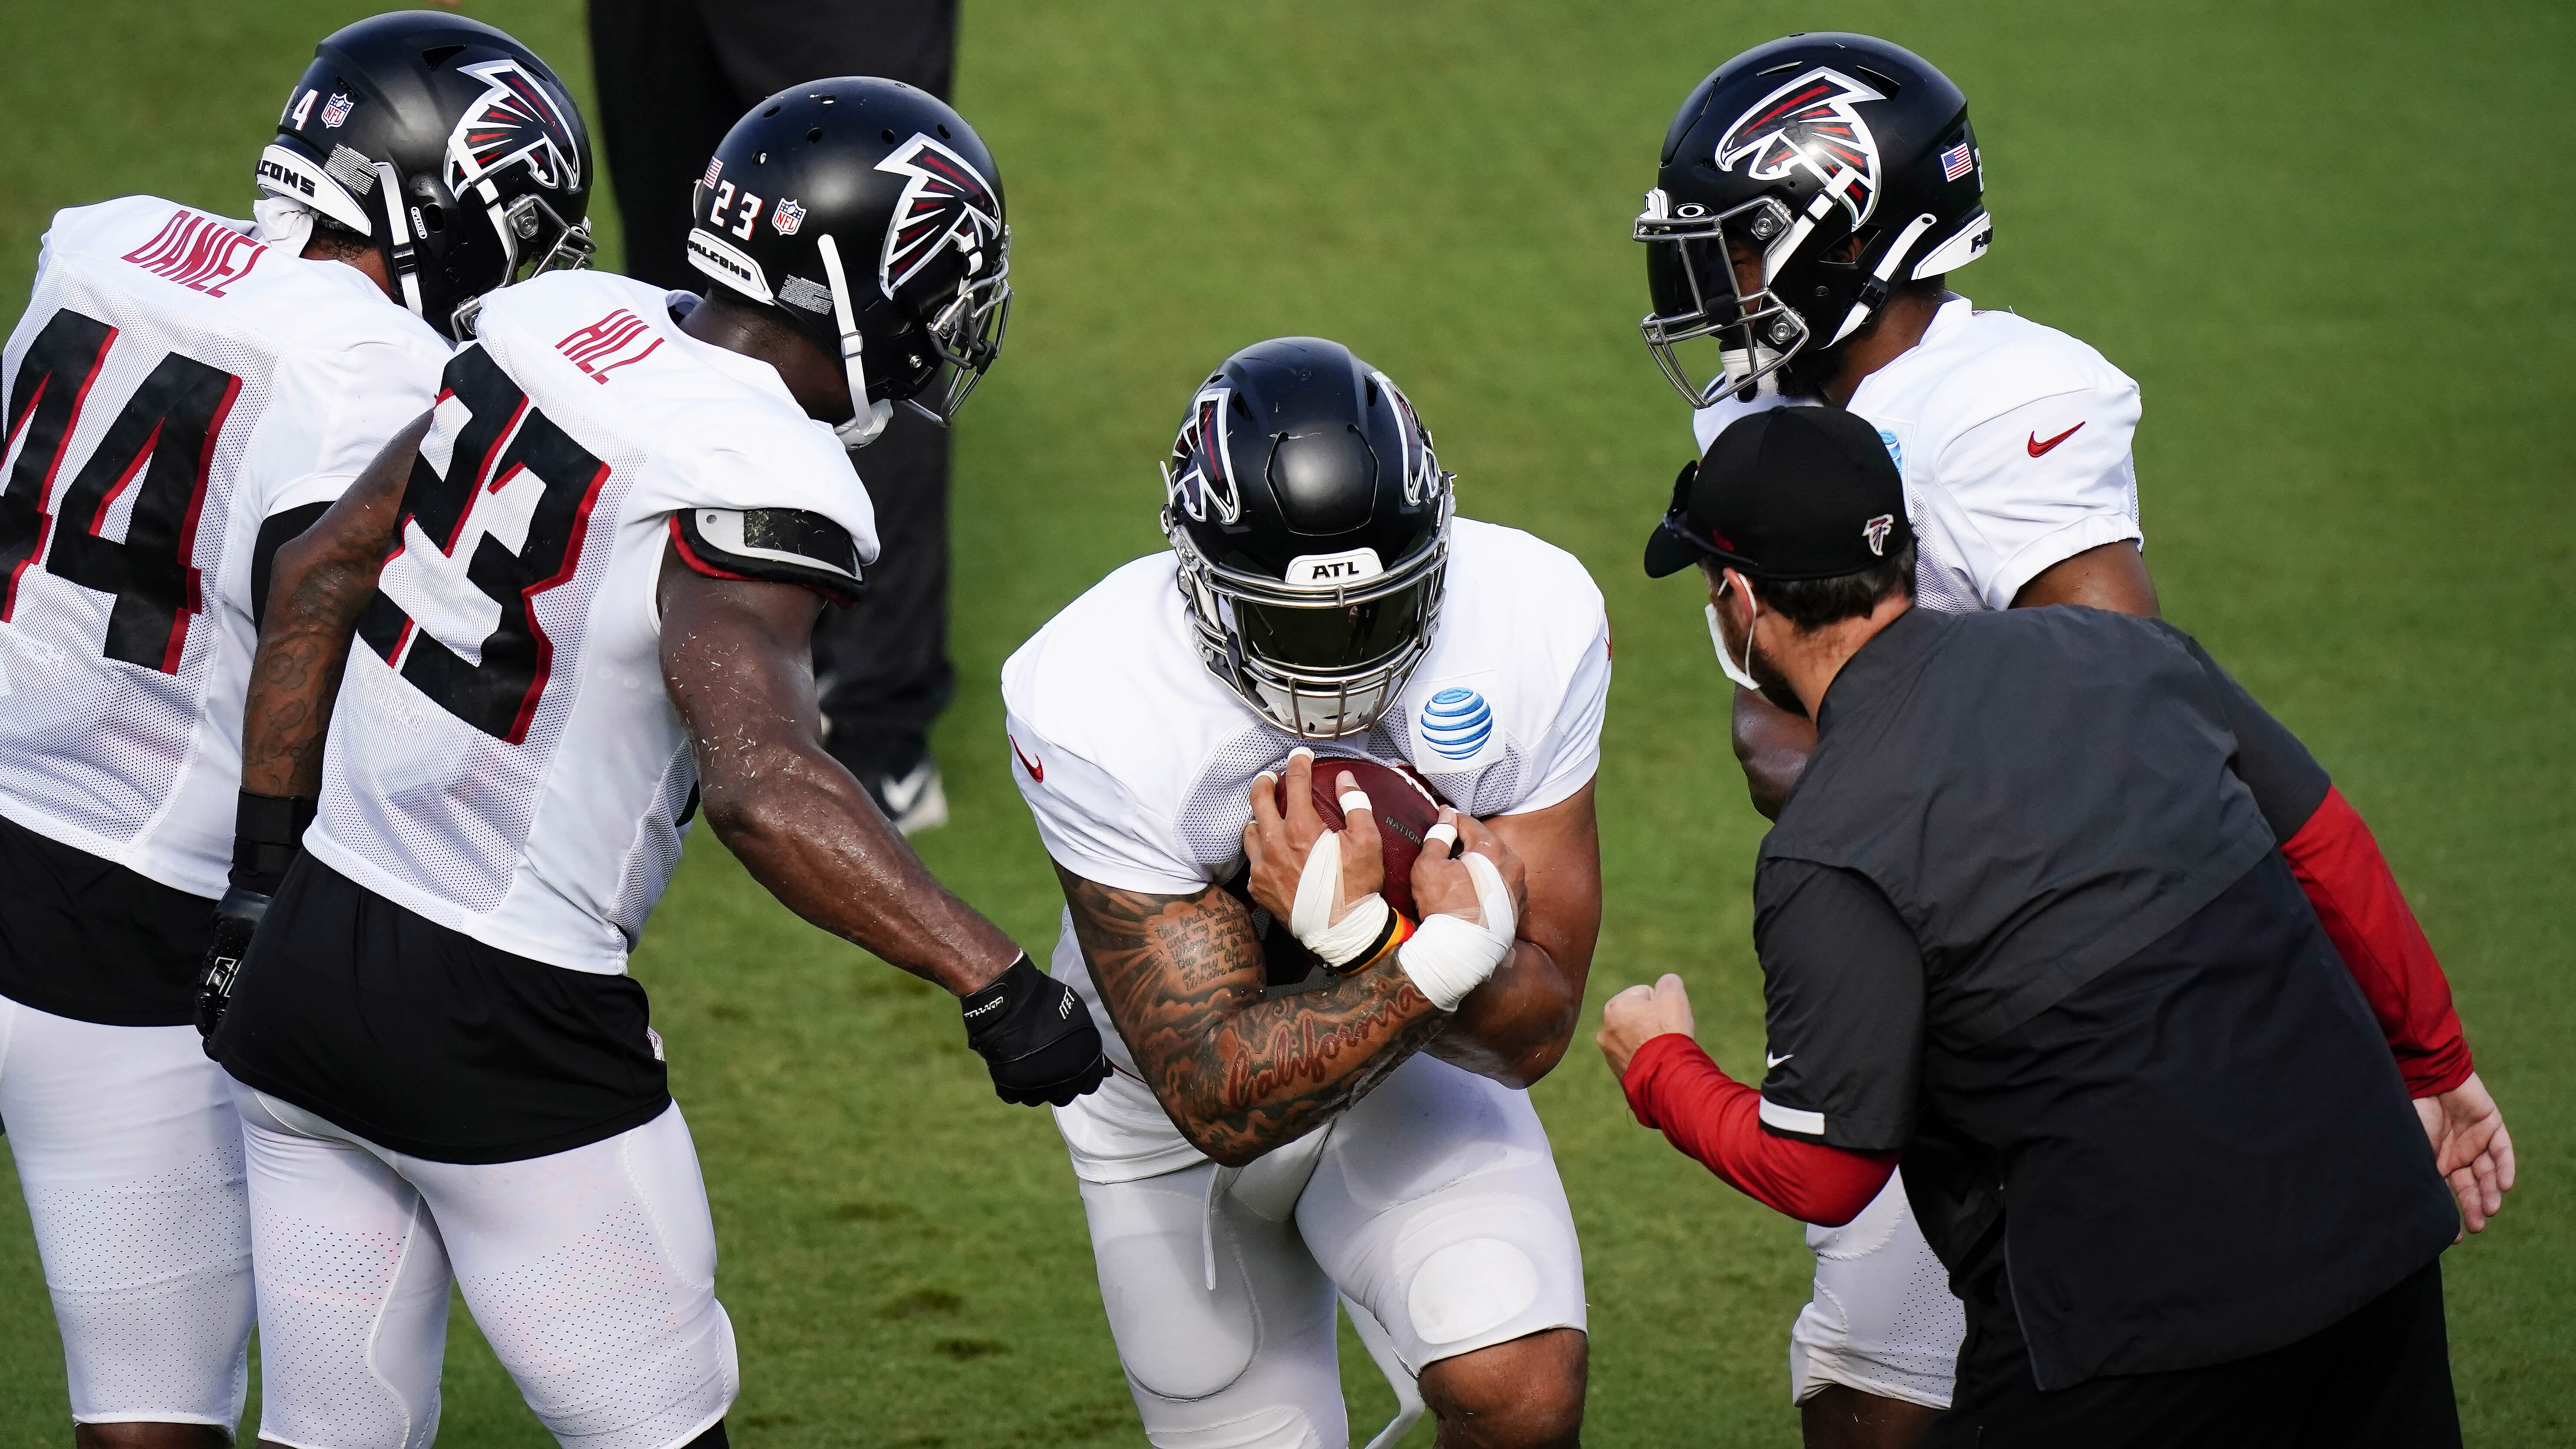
[3,0,2572,1443]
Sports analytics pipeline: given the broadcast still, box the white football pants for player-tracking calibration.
[1790,1168,1965,1409]
[234,1088,737,1449]
[0,991,253,1429]
[1077,1052,1587,1449]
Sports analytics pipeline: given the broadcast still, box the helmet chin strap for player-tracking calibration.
[373,162,426,321]
[816,234,894,449]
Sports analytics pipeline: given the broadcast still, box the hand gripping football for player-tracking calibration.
[1277,756,1447,918]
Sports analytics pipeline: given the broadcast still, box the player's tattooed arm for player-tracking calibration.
[1429,781,1603,1087]
[658,549,1018,996]
[239,409,434,798]
[1057,866,1448,1167]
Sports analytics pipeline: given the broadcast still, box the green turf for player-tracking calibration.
[2,0,2571,1442]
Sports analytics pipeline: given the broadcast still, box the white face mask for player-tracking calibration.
[1705,583,1763,693]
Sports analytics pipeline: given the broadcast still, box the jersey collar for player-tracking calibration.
[672,325,804,409]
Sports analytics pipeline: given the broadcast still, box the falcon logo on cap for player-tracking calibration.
[1862,514,1895,557]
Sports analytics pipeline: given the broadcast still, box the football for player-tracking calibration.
[1280,756,1447,917]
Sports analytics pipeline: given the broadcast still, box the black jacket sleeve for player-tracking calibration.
[2163,626,2332,843]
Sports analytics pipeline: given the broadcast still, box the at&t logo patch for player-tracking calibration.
[1419,686,1493,762]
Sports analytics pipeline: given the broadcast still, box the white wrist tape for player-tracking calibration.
[1397,851,1516,1011]
[1289,827,1390,968]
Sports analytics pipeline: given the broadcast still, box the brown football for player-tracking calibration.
[1280,756,1446,918]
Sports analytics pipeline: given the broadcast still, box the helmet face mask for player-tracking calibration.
[1637,190,1812,405]
[1160,339,1454,740]
[1636,34,1992,407]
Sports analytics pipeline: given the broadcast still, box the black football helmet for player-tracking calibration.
[1636,33,1991,405]
[257,11,594,340]
[685,80,1009,447]
[1162,338,1453,739]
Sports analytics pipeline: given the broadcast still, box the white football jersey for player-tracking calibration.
[0,196,449,898]
[1003,517,1611,1180]
[302,270,878,974]
[1695,295,2144,615]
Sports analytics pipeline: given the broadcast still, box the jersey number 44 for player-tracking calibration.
[1,308,244,673]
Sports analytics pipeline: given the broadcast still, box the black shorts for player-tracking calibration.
[1928,1256,2460,1449]
[210,854,671,1164]
[0,809,212,1026]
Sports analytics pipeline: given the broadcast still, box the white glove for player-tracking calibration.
[1396,851,1516,1011]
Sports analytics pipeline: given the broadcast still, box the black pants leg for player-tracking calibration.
[586,0,964,783]
[1926,1258,2460,1449]
[816,405,955,774]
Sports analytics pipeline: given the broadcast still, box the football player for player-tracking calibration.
[0,13,586,1444]
[199,81,1104,1449]
[1003,337,1609,1449]
[1632,32,2510,1446]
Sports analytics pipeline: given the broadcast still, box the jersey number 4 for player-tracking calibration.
[358,346,608,743]
[0,308,244,673]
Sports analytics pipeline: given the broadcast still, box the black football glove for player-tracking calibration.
[196,887,269,1038]
[196,791,314,1039]
[961,954,1109,1107]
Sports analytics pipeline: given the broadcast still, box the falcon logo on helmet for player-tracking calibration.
[1712,67,1886,229]
[1164,386,1244,524]
[874,134,1002,299]
[445,58,582,197]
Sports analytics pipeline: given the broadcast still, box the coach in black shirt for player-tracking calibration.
[1597,406,2507,1446]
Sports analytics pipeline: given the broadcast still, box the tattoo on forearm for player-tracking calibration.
[239,495,410,796]
[1060,870,1444,1162]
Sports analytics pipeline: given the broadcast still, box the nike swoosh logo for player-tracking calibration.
[882,764,933,816]
[2028,422,2085,457]
[1765,1051,1793,1071]
[1008,734,1044,782]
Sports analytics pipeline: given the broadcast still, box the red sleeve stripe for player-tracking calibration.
[1621,1034,1897,1228]
[2280,786,2473,1097]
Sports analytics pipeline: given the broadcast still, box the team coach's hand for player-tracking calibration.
[2417,1072,2515,1236]
[1598,974,1697,1078]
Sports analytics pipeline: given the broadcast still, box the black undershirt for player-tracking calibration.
[210,855,671,1163]
[0,810,212,1026]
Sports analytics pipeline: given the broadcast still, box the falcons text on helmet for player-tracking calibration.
[873,134,1002,299]
[445,58,581,195]
[1712,66,1886,227]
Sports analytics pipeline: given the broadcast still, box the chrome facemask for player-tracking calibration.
[450,192,594,339]
[902,225,1011,427]
[1163,492,1453,740]
[1635,188,1812,407]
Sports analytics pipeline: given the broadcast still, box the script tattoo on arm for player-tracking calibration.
[1057,863,1448,1167]
[239,411,432,798]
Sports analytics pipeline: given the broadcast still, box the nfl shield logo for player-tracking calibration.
[772,196,806,236]
[320,93,354,129]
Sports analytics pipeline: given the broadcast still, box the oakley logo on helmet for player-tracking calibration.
[1863,514,1895,557]
[874,134,1002,299]
[1167,386,1243,525]
[445,58,581,197]
[1713,66,1887,228]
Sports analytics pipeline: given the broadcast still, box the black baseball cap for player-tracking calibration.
[1642,405,1914,581]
